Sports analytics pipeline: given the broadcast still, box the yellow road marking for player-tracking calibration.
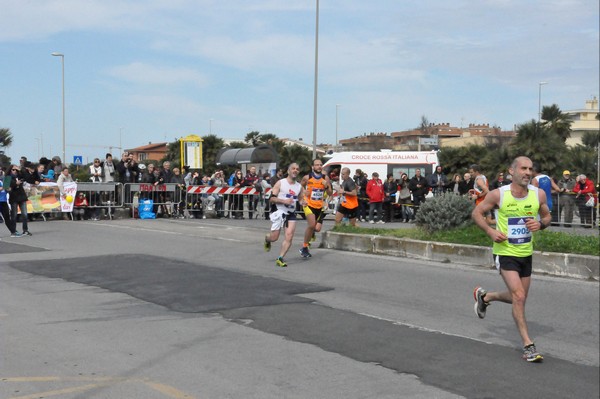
[144,381,197,398]
[2,376,197,399]
[10,382,108,399]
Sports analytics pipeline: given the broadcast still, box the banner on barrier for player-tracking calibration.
[132,183,177,193]
[59,182,77,212]
[21,182,78,214]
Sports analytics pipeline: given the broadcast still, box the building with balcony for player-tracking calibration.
[564,97,599,147]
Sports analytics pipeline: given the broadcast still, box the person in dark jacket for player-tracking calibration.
[428,166,448,196]
[383,174,398,222]
[8,165,31,236]
[409,168,429,218]
[116,152,139,184]
[21,162,39,185]
[353,169,368,222]
[1,172,21,237]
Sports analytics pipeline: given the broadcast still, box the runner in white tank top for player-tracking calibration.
[263,163,306,267]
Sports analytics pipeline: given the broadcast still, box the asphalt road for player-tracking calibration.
[1,217,598,399]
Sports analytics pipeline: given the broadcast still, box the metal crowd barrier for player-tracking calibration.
[185,186,271,219]
[16,181,598,227]
[18,182,121,221]
[74,182,122,220]
[551,192,598,228]
[184,186,351,220]
[123,183,186,218]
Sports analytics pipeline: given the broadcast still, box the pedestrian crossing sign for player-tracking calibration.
[73,155,83,165]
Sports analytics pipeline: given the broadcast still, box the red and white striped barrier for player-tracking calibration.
[186,185,341,197]
[186,185,270,195]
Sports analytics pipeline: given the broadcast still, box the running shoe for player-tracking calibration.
[23,231,32,236]
[473,287,489,319]
[264,238,271,252]
[10,232,22,238]
[275,257,287,267]
[299,247,312,258]
[522,343,543,362]
[377,220,386,224]
[309,233,316,243]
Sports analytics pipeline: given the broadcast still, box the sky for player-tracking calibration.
[1,0,598,165]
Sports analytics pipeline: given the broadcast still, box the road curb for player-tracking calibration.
[322,232,599,281]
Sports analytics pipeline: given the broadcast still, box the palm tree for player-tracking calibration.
[245,131,262,146]
[541,104,572,142]
[0,128,14,168]
[201,134,226,173]
[565,144,597,181]
[0,128,13,148]
[439,144,492,175]
[161,139,181,166]
[227,141,251,149]
[278,145,313,175]
[510,120,567,175]
[261,133,279,144]
[581,131,599,149]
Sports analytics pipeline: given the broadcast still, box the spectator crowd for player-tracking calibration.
[1,154,598,234]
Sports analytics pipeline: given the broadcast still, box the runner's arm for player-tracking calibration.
[325,175,333,197]
[298,186,308,207]
[475,176,489,196]
[550,179,561,193]
[269,180,281,204]
[472,189,505,242]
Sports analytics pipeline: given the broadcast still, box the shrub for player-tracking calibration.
[415,193,474,233]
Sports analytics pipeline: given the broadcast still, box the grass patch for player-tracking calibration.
[332,224,600,257]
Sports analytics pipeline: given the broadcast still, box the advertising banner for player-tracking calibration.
[21,182,78,214]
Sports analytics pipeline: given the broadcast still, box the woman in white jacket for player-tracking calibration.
[88,158,103,220]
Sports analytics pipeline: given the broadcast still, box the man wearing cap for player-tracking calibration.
[557,170,576,227]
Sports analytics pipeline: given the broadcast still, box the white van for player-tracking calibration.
[323,150,440,181]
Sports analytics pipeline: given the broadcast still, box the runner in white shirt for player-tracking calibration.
[263,163,307,267]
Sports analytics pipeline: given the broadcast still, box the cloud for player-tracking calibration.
[124,93,206,116]
[106,62,210,87]
[0,0,191,41]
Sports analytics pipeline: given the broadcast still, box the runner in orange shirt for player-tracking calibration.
[335,167,359,227]
[299,159,333,258]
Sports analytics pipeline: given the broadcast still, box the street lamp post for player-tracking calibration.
[538,81,547,123]
[34,138,40,159]
[312,0,319,160]
[51,52,66,163]
[209,119,214,135]
[335,104,340,151]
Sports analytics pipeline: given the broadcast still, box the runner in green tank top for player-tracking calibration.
[471,156,552,363]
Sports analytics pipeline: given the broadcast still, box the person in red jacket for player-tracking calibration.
[573,174,597,227]
[366,172,385,224]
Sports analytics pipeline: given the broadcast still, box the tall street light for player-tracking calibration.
[209,118,214,135]
[312,0,319,160]
[538,81,548,123]
[335,104,340,151]
[52,52,66,163]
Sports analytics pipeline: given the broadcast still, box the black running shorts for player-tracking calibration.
[494,255,533,278]
[337,205,357,219]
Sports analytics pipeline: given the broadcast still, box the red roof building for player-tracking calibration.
[126,142,168,162]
